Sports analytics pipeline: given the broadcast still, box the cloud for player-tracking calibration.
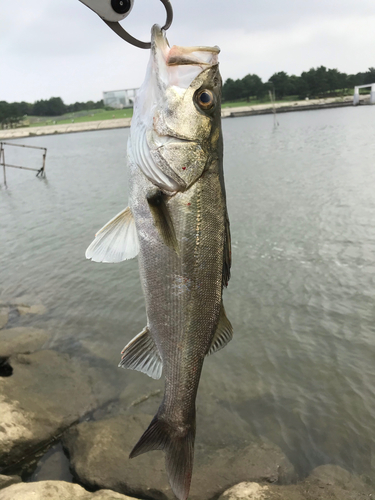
[1,0,375,103]
[214,14,375,82]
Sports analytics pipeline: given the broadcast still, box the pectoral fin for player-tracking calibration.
[119,326,163,380]
[85,207,139,263]
[207,304,233,356]
[147,190,179,254]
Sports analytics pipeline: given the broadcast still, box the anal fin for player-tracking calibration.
[119,326,163,380]
[206,304,233,356]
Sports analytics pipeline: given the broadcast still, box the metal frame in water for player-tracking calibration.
[0,142,47,188]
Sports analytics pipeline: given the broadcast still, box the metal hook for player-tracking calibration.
[104,0,173,49]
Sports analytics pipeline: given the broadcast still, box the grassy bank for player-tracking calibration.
[28,108,133,127]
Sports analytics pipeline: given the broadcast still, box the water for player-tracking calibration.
[1,106,375,483]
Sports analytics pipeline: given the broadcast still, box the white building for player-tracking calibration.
[353,84,375,105]
[103,88,138,108]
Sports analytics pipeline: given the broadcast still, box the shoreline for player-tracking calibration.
[0,95,370,140]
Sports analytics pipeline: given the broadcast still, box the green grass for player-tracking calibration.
[28,108,133,127]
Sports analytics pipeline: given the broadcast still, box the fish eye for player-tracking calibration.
[111,0,132,14]
[196,89,215,110]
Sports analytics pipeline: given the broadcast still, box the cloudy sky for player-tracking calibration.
[2,0,375,104]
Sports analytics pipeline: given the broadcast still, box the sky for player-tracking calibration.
[1,0,375,104]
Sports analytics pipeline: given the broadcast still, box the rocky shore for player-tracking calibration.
[1,95,370,141]
[0,297,374,500]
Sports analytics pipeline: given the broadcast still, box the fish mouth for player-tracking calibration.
[152,24,220,66]
[151,24,220,88]
[151,25,170,64]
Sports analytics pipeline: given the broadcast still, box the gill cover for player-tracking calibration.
[130,25,221,191]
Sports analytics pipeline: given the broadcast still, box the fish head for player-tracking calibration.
[132,25,222,191]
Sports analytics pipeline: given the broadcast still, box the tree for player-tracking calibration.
[268,72,292,99]
[315,66,329,94]
[364,67,375,85]
[242,74,264,100]
[289,75,308,99]
[326,68,340,93]
[223,78,243,101]
[32,97,65,116]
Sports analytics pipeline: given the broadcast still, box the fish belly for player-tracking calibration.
[130,159,226,422]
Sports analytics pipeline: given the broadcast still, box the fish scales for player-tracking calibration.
[131,161,226,415]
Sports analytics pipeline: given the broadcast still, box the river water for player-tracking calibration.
[1,105,375,483]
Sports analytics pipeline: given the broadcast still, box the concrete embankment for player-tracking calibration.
[0,118,132,140]
[0,95,369,140]
[221,96,355,118]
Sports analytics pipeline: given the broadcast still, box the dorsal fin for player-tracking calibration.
[223,211,231,287]
[85,207,139,263]
[206,304,233,356]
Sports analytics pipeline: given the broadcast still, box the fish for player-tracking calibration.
[86,24,232,500]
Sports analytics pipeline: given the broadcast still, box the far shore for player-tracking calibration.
[0,95,370,140]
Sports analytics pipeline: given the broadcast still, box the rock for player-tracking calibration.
[0,480,139,500]
[308,464,365,487]
[0,350,118,469]
[190,441,294,497]
[218,465,375,500]
[0,358,12,377]
[300,465,375,498]
[63,414,170,500]
[80,339,120,366]
[17,304,47,316]
[0,475,21,490]
[0,327,51,357]
[218,482,269,500]
[63,413,295,500]
[9,295,43,307]
[30,443,73,482]
[0,309,9,330]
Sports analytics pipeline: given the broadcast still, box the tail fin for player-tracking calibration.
[130,412,196,500]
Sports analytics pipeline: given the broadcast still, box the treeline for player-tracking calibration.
[0,97,104,128]
[2,66,375,128]
[223,66,375,102]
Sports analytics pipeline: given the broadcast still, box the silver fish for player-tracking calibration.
[86,25,232,500]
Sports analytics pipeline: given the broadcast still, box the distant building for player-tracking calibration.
[353,83,375,105]
[103,88,138,109]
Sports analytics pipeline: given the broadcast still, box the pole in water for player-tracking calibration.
[37,149,47,178]
[268,89,279,128]
[0,143,7,189]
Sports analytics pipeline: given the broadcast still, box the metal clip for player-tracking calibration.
[104,0,173,48]
[80,0,173,49]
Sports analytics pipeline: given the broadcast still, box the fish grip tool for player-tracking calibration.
[80,0,173,48]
